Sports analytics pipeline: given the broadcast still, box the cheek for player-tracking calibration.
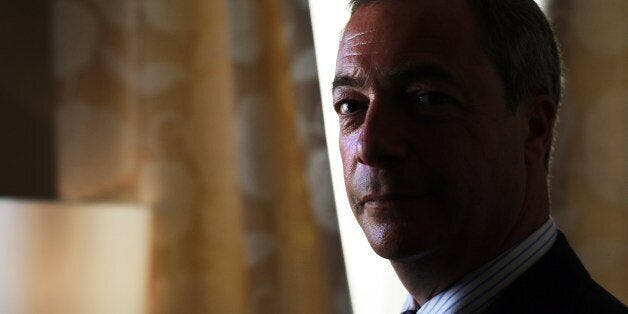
[437,121,526,213]
[340,132,378,218]
[408,124,471,170]
[339,133,359,174]
[339,134,360,206]
[409,122,517,199]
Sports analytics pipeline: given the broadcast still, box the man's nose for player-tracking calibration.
[356,101,407,167]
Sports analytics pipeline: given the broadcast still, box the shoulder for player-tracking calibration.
[579,282,627,314]
[485,231,626,313]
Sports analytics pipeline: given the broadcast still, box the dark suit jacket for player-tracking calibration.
[485,231,626,313]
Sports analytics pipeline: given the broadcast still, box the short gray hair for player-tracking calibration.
[347,0,563,113]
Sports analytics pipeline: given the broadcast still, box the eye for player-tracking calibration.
[335,100,365,115]
[412,92,458,107]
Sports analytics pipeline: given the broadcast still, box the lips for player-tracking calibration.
[360,193,432,215]
[361,193,426,205]
[350,168,437,215]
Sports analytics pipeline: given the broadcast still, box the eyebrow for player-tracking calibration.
[332,75,366,92]
[332,63,460,92]
[388,64,460,89]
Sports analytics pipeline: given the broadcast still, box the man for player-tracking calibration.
[331,0,626,312]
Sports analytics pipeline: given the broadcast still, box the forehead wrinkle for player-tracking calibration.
[342,38,410,57]
[344,22,397,41]
[342,52,385,57]
[344,30,373,41]
[351,41,388,47]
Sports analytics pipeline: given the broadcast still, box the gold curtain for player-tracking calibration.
[53,0,348,313]
[549,0,628,303]
[47,0,627,311]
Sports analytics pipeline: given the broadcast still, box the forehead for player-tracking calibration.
[337,0,487,79]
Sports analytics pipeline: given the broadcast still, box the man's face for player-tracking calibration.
[334,0,529,261]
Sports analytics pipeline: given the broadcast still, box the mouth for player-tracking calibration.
[360,193,432,213]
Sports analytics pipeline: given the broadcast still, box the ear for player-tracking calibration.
[520,96,557,167]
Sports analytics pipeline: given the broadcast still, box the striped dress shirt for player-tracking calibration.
[401,218,558,314]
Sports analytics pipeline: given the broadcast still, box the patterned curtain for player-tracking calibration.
[22,0,626,312]
[52,0,349,313]
[548,0,627,303]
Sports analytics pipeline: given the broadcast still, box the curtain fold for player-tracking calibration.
[228,0,349,312]
[53,0,348,313]
[135,0,250,312]
[25,0,628,311]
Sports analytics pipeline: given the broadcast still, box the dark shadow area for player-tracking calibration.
[0,0,55,198]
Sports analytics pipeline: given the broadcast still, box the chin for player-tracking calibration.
[363,222,443,261]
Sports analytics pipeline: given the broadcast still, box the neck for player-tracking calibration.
[391,251,471,305]
[392,173,551,306]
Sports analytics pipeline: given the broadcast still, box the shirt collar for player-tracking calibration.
[401,217,558,314]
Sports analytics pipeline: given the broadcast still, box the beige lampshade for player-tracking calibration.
[0,199,151,314]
